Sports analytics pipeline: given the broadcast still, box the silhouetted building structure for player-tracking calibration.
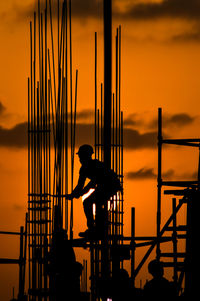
[0,0,196,300]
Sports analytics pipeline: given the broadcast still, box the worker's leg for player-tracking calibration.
[95,202,106,236]
[95,188,110,236]
[83,193,95,230]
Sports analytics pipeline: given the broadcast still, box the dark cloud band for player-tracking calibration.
[0,121,157,150]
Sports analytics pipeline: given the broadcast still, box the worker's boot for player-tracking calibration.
[79,228,96,239]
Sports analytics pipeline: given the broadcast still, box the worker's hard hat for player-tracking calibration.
[76,144,94,156]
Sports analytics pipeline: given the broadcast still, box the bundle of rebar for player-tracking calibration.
[28,0,78,298]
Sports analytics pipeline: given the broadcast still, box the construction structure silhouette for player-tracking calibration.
[0,0,196,300]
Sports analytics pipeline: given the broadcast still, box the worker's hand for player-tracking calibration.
[65,194,73,200]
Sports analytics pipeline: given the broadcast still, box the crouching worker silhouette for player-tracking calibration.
[65,144,122,239]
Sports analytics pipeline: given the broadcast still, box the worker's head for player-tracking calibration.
[76,144,94,163]
[148,260,164,278]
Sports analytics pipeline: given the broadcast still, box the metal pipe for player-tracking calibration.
[95,32,97,158]
[157,107,162,259]
[103,0,112,169]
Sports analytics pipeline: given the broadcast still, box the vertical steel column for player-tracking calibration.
[157,108,162,259]
[172,198,178,286]
[103,0,112,169]
[131,207,135,286]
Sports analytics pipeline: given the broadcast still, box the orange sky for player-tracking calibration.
[1,0,200,299]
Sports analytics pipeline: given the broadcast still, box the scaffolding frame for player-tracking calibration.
[131,108,198,296]
[156,107,198,295]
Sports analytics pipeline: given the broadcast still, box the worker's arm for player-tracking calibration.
[65,172,86,200]
[80,180,96,196]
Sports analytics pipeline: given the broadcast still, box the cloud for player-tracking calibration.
[0,102,6,116]
[14,0,102,21]
[124,128,157,149]
[126,167,175,180]
[0,122,27,148]
[115,0,200,21]
[126,167,199,181]
[13,204,24,211]
[0,119,157,150]
[126,167,157,180]
[171,30,200,42]
[125,112,196,131]
[76,109,94,121]
[167,113,195,126]
[149,113,196,129]
[10,0,200,43]
[16,0,200,21]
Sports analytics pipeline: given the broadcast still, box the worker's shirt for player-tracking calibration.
[72,159,121,198]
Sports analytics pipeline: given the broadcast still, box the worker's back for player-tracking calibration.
[80,159,121,192]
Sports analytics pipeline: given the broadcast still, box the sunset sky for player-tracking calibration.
[1,0,200,299]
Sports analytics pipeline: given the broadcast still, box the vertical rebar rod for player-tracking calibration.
[103,0,112,169]
[101,83,103,161]
[65,0,69,233]
[121,111,123,238]
[97,109,100,159]
[70,69,78,239]
[118,26,121,179]
[69,0,73,240]
[112,93,115,171]
[95,32,97,158]
[49,0,57,105]
[115,28,118,176]
[58,0,60,74]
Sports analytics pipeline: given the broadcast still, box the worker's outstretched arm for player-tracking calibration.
[65,174,86,200]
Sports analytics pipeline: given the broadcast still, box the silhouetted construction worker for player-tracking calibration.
[65,144,122,238]
[143,259,176,297]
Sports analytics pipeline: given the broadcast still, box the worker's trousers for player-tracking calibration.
[83,187,117,233]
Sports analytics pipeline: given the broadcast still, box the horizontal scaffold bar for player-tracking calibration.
[162,180,199,187]
[162,138,200,147]
[164,189,192,196]
[162,262,185,268]
[160,252,186,258]
[166,225,187,231]
[71,235,174,248]
[0,258,20,264]
[0,231,21,235]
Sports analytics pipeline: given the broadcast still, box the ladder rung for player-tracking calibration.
[28,207,51,211]
[28,288,50,297]
[27,220,52,224]
[29,243,51,247]
[28,233,52,237]
[28,200,51,204]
